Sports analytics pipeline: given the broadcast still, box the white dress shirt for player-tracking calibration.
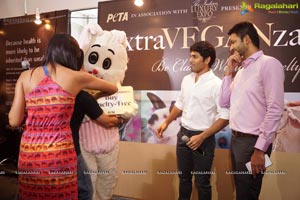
[175,70,229,131]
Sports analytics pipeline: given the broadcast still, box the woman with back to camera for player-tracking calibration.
[8,33,118,200]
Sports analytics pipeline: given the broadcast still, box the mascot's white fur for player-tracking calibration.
[78,23,135,200]
[78,24,127,86]
[78,24,137,119]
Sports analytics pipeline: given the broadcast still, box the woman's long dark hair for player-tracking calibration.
[42,33,82,73]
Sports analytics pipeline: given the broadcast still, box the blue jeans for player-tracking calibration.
[77,154,93,200]
[176,127,215,200]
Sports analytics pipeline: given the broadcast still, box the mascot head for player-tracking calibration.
[78,24,138,119]
[78,23,128,86]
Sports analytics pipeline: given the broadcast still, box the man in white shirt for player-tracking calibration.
[157,41,229,200]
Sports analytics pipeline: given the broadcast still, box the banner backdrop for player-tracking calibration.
[98,0,300,150]
[0,10,69,113]
[99,0,299,91]
[0,10,69,160]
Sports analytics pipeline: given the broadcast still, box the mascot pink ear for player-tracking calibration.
[78,23,104,53]
[111,30,127,48]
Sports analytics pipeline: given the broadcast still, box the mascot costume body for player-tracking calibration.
[78,24,135,200]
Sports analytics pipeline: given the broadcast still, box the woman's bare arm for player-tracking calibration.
[9,73,26,127]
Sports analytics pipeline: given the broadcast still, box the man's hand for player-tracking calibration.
[250,149,266,177]
[225,51,244,76]
[98,114,120,128]
[156,122,168,138]
[187,134,205,150]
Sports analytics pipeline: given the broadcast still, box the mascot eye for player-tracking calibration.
[103,58,111,70]
[88,52,99,64]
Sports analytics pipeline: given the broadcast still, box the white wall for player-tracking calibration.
[0,0,112,19]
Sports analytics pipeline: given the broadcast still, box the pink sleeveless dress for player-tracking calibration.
[18,66,77,199]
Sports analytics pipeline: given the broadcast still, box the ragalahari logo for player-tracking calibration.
[240,2,254,15]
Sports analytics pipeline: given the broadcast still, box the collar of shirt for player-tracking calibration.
[178,69,226,131]
[241,50,264,68]
[191,70,213,83]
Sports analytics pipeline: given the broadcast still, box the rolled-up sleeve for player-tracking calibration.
[175,80,185,110]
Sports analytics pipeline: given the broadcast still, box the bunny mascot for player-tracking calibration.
[78,23,137,200]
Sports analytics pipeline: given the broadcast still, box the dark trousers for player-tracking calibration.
[176,127,215,200]
[231,133,272,200]
[77,154,93,200]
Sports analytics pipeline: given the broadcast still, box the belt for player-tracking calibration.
[232,130,258,138]
[180,127,203,135]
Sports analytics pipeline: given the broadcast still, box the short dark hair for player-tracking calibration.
[190,41,216,67]
[43,34,82,71]
[228,21,260,48]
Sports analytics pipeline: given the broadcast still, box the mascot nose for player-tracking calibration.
[92,69,99,75]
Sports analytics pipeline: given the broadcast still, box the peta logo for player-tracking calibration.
[106,12,128,23]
